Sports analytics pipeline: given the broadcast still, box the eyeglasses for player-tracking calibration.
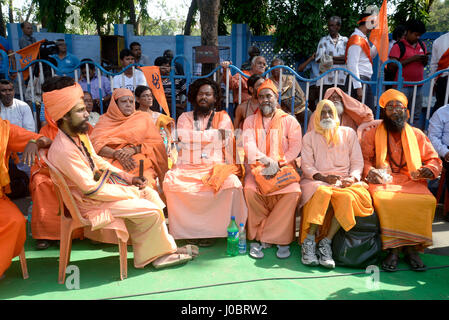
[385,104,406,112]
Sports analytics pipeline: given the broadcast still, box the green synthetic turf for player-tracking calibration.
[1,237,449,300]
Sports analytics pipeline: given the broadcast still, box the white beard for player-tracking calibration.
[333,101,344,116]
[320,118,337,130]
[261,104,275,116]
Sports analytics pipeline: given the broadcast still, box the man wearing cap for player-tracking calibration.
[299,99,373,269]
[360,89,441,272]
[307,87,373,133]
[44,76,195,270]
[242,79,302,259]
[0,117,51,279]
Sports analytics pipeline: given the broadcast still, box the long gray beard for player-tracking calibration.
[320,118,336,130]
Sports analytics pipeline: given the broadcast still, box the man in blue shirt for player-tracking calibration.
[50,39,80,78]
[428,104,449,221]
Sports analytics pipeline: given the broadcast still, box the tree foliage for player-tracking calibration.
[426,0,449,32]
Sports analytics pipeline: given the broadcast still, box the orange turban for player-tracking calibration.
[379,89,408,109]
[42,82,84,121]
[257,78,278,96]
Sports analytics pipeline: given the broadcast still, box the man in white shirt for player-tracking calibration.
[130,42,151,66]
[315,16,348,91]
[430,32,449,115]
[0,79,36,177]
[0,79,35,132]
[345,13,378,111]
[113,49,148,92]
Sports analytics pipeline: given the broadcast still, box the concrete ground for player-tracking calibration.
[14,195,449,257]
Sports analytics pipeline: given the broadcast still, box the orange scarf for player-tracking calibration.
[375,122,422,175]
[201,111,244,193]
[0,119,11,197]
[90,88,168,185]
[254,108,289,164]
[345,34,373,65]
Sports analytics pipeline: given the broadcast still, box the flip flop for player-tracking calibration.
[381,252,399,272]
[177,244,199,258]
[152,253,192,269]
[404,253,427,272]
[276,245,291,259]
[249,243,264,259]
[185,239,200,245]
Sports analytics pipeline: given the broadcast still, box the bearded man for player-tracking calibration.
[242,79,302,259]
[299,99,374,268]
[45,76,194,270]
[361,89,442,272]
[163,78,247,247]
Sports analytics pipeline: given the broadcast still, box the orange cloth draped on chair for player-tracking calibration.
[29,108,89,240]
[307,88,374,132]
[0,119,41,276]
[90,89,168,190]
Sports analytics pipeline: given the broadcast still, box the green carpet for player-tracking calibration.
[1,237,449,300]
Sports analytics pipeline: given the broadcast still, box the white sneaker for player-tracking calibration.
[318,238,335,269]
[301,238,319,266]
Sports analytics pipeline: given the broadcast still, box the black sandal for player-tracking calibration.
[404,252,427,272]
[381,251,399,272]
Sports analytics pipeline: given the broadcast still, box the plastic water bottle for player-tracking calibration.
[226,216,239,256]
[27,201,33,237]
[238,223,247,254]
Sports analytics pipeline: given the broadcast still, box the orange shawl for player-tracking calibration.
[254,108,289,165]
[201,111,244,192]
[437,47,449,79]
[89,88,168,186]
[324,87,374,125]
[0,119,10,197]
[345,34,373,65]
[375,122,422,175]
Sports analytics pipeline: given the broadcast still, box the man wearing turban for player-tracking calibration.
[44,76,195,270]
[299,99,374,268]
[242,79,302,259]
[361,89,442,272]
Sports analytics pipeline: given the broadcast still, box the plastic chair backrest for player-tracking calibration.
[39,149,90,227]
[357,119,382,142]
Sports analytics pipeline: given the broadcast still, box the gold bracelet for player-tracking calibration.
[29,139,37,144]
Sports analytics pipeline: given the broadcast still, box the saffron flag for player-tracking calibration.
[369,0,389,63]
[141,66,170,117]
[16,39,45,80]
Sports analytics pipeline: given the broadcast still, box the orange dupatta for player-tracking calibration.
[201,111,244,193]
[0,119,11,197]
[436,47,449,79]
[345,34,373,65]
[89,88,168,186]
[374,122,422,175]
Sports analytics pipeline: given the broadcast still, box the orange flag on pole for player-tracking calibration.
[141,66,170,117]
[16,39,45,80]
[369,0,389,63]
